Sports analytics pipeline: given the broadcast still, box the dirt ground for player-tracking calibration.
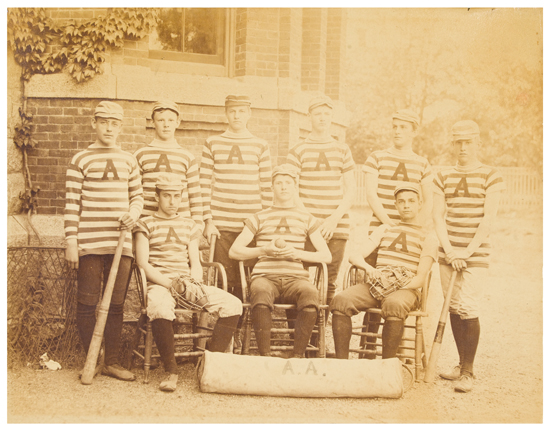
[6,210,543,423]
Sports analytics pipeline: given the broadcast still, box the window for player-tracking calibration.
[149,8,226,65]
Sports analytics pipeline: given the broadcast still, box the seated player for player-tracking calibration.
[228,164,332,358]
[330,183,438,360]
[134,173,242,392]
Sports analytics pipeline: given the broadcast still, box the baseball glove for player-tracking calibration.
[170,275,210,311]
[368,265,415,301]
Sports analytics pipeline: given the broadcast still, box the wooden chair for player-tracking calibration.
[239,261,328,358]
[129,256,228,383]
[343,264,432,381]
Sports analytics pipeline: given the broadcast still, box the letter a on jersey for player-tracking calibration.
[453,176,470,197]
[227,145,244,164]
[274,217,291,235]
[315,151,331,171]
[153,153,172,172]
[391,163,410,182]
[102,159,120,180]
[165,227,182,243]
[388,232,408,253]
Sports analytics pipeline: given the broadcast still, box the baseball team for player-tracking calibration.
[64,94,504,394]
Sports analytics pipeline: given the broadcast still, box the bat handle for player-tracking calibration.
[208,234,217,263]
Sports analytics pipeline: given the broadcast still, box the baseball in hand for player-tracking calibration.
[274,238,287,248]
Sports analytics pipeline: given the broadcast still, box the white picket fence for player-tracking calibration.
[353,166,542,211]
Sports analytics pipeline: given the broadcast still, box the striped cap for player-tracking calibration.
[308,95,333,112]
[152,100,180,117]
[155,173,184,191]
[272,164,299,180]
[225,95,251,107]
[393,182,420,197]
[451,120,480,141]
[94,101,124,121]
[392,109,420,127]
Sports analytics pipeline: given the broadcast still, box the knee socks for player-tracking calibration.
[293,307,318,357]
[104,303,124,366]
[209,315,240,352]
[461,317,480,377]
[332,312,352,359]
[381,318,404,359]
[151,318,178,374]
[252,305,272,356]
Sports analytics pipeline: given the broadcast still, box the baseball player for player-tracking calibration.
[361,109,433,356]
[200,95,273,301]
[133,100,202,225]
[330,183,438,360]
[65,101,143,381]
[134,173,242,392]
[229,164,332,358]
[286,94,356,310]
[433,120,504,393]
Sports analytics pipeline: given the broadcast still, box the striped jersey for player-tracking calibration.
[200,130,273,232]
[243,206,322,280]
[286,135,355,240]
[370,223,438,274]
[134,214,202,278]
[434,163,505,268]
[64,143,144,258]
[363,147,432,232]
[133,139,202,224]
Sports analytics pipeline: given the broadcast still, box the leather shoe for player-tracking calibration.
[454,374,474,393]
[439,365,462,381]
[103,364,136,381]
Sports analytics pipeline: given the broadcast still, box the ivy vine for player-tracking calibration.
[7,8,158,225]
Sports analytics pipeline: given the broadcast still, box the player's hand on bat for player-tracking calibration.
[203,220,220,244]
[451,258,467,272]
[65,240,79,270]
[320,216,338,241]
[118,212,137,230]
[454,250,471,260]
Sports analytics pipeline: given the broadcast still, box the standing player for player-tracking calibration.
[364,109,433,235]
[133,100,202,225]
[134,173,242,392]
[286,95,356,309]
[65,101,143,381]
[330,183,437,360]
[433,120,504,393]
[229,164,331,358]
[200,95,272,301]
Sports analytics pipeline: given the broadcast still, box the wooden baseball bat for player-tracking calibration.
[81,229,127,385]
[424,270,458,383]
[208,234,217,262]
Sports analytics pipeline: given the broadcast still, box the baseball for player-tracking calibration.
[274,238,286,248]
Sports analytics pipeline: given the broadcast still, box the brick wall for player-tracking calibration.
[301,8,328,92]
[326,9,347,101]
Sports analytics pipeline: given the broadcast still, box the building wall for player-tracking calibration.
[7,8,350,244]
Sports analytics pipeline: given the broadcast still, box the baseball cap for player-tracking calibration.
[155,173,184,191]
[272,164,299,180]
[225,95,252,107]
[308,95,334,112]
[392,109,420,128]
[451,120,480,141]
[152,100,180,117]
[393,182,420,197]
[94,101,124,121]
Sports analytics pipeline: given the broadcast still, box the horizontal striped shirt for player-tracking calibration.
[286,135,355,240]
[370,223,438,274]
[363,147,432,233]
[134,139,202,225]
[244,206,322,280]
[134,214,202,278]
[64,143,143,258]
[434,163,505,268]
[200,130,272,232]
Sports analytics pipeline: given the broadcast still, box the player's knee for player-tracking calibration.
[222,294,243,317]
[381,301,410,320]
[329,294,352,316]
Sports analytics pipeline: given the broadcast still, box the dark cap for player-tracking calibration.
[308,95,334,112]
[152,100,180,117]
[94,101,124,121]
[393,182,421,197]
[272,164,299,180]
[392,109,420,127]
[225,95,252,107]
[155,173,184,191]
[451,120,480,141]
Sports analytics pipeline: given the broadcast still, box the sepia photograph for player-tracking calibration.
[5,5,544,424]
